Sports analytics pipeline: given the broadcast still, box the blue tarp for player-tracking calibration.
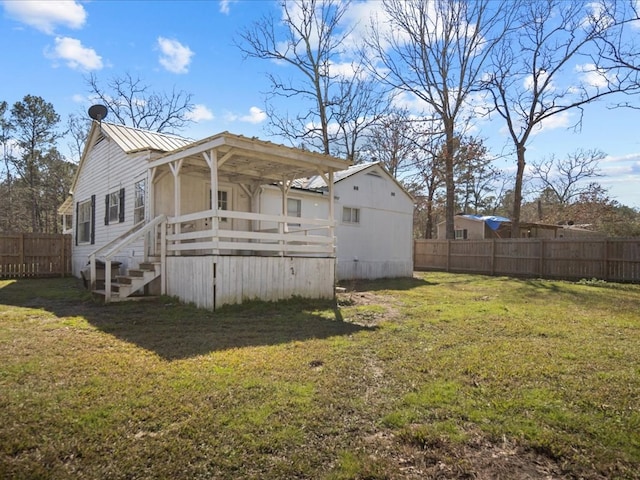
[461,214,511,231]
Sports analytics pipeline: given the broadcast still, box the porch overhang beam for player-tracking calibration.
[148,132,350,174]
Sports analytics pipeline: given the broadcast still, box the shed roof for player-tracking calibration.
[292,161,413,202]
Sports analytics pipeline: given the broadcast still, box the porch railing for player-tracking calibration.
[166,209,335,256]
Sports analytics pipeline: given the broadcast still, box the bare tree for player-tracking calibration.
[529,149,605,205]
[362,108,418,177]
[365,0,514,239]
[331,69,391,161]
[453,137,502,215]
[66,113,91,163]
[483,0,634,236]
[237,0,388,158]
[86,72,194,133]
[595,1,640,108]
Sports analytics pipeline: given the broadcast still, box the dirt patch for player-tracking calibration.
[364,429,597,480]
[336,290,401,326]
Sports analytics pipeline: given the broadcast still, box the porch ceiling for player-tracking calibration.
[148,132,351,185]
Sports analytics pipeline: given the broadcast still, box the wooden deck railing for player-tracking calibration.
[166,209,335,256]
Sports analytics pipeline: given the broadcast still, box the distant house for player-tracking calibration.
[436,214,601,239]
[67,121,413,309]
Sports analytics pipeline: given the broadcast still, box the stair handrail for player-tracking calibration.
[88,215,167,300]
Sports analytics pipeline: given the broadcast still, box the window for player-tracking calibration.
[105,188,125,225]
[210,189,230,222]
[218,190,228,211]
[287,198,302,227]
[342,207,360,224]
[455,229,468,240]
[134,180,145,224]
[76,196,94,244]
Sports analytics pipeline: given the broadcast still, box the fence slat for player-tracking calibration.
[414,238,640,283]
[0,233,72,279]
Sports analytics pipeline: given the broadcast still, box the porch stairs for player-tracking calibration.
[93,261,161,302]
[87,214,167,304]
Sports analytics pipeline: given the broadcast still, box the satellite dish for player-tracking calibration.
[88,104,108,122]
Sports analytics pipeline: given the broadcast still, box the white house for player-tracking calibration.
[67,121,412,309]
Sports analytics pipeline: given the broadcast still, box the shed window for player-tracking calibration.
[287,198,302,227]
[342,207,360,224]
[134,180,146,224]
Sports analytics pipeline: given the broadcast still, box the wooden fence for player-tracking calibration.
[0,233,72,278]
[414,238,640,283]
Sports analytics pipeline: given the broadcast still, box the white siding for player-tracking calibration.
[334,168,414,280]
[72,136,148,276]
[259,186,329,232]
[166,256,335,309]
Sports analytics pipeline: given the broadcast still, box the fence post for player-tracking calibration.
[491,239,496,276]
[19,233,25,276]
[446,240,451,272]
[60,235,65,277]
[539,239,545,277]
[603,239,608,281]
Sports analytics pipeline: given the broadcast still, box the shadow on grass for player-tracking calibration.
[338,275,435,292]
[0,277,375,361]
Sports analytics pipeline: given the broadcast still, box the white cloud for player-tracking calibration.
[45,36,103,71]
[533,110,572,133]
[328,61,369,80]
[186,104,214,122]
[3,0,86,34]
[225,106,267,124]
[240,106,266,124]
[575,63,609,89]
[157,37,194,74]
[219,0,238,15]
[524,70,551,92]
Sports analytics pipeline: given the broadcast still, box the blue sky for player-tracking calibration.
[1,0,639,208]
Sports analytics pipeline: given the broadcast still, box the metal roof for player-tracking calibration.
[99,122,192,153]
[293,161,379,189]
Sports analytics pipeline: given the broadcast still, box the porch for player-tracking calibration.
[87,132,350,307]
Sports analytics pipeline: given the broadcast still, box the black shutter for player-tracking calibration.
[91,195,96,245]
[105,194,110,225]
[119,188,125,223]
[75,201,79,246]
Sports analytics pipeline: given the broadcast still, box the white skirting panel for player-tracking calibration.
[166,256,216,309]
[336,260,413,281]
[166,256,335,310]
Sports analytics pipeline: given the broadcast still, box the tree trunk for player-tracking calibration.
[444,125,456,239]
[511,144,526,238]
[425,194,434,239]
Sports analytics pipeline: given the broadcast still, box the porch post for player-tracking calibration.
[328,169,335,256]
[170,159,184,256]
[279,179,291,256]
[147,167,156,258]
[208,149,220,254]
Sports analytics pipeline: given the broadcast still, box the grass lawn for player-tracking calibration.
[1,273,639,479]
